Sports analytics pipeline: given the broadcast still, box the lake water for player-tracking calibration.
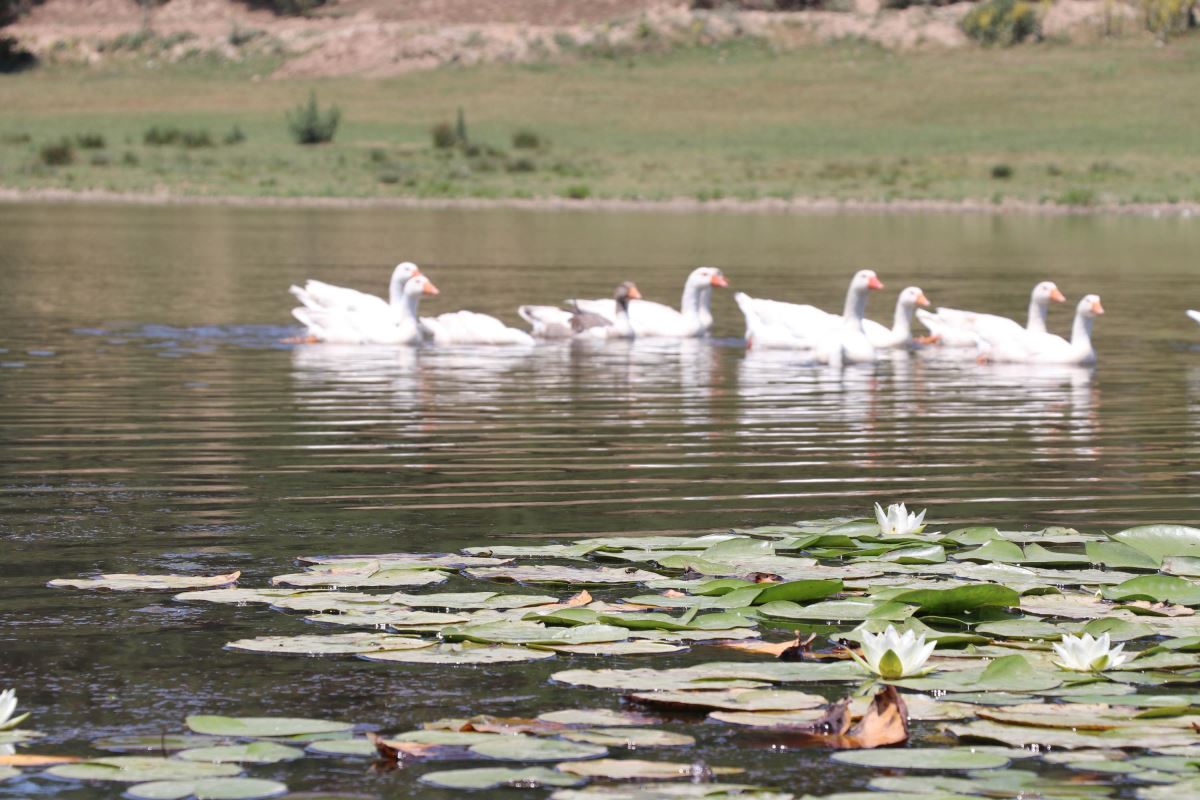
[1,202,1199,797]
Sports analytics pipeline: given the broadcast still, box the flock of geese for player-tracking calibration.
[289,262,1127,367]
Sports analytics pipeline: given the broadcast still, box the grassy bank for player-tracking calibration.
[1,38,1199,207]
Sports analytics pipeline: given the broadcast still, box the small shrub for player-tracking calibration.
[1058,187,1097,207]
[1046,163,1063,176]
[180,129,214,148]
[512,129,541,149]
[228,25,265,48]
[39,139,74,166]
[223,125,247,145]
[368,148,388,163]
[991,163,1014,179]
[90,152,111,166]
[0,36,37,74]
[377,171,401,184]
[0,132,31,145]
[431,122,457,149]
[507,157,537,173]
[122,151,140,166]
[564,184,591,200]
[1142,0,1194,42]
[144,126,180,146]
[961,0,1039,45]
[286,91,341,145]
[75,132,106,149]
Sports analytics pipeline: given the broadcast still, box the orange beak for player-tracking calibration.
[413,267,422,276]
[423,280,440,296]
[711,274,729,288]
[867,275,884,290]
[627,284,643,300]
[1091,298,1104,315]
[1050,287,1066,303]
[916,292,930,307]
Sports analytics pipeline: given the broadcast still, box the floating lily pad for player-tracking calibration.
[469,736,607,762]
[550,783,794,799]
[185,717,351,738]
[560,728,695,747]
[832,748,1011,770]
[419,766,583,790]
[389,592,558,609]
[125,778,288,800]
[49,572,240,591]
[305,739,377,757]
[442,621,629,647]
[543,641,685,656]
[1113,525,1200,565]
[628,689,824,713]
[175,743,304,764]
[225,633,430,655]
[465,566,665,585]
[1101,576,1200,607]
[46,757,243,783]
[556,759,742,780]
[270,569,448,588]
[92,735,230,753]
[360,643,556,664]
[537,709,656,727]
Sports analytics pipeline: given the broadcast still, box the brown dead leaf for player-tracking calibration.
[748,687,908,750]
[662,589,687,598]
[565,590,593,607]
[746,572,782,584]
[368,732,450,762]
[1121,601,1194,617]
[0,754,82,766]
[459,715,568,736]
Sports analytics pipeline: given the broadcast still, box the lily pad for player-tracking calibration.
[556,759,742,780]
[305,739,377,757]
[628,689,824,713]
[560,728,695,747]
[225,633,430,655]
[92,735,230,753]
[465,566,665,585]
[537,709,655,727]
[270,569,448,588]
[359,643,556,664]
[1113,525,1200,565]
[419,766,583,790]
[389,592,557,609]
[832,748,1011,770]
[550,784,794,799]
[125,778,288,800]
[49,572,240,591]
[46,757,243,783]
[185,716,351,738]
[1101,576,1200,606]
[175,743,304,764]
[469,736,607,762]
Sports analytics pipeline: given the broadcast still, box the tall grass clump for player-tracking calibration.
[512,129,541,149]
[962,0,1039,45]
[39,139,74,166]
[1142,0,1195,42]
[287,91,341,145]
[75,132,106,149]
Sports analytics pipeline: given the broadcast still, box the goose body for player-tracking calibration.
[520,282,642,340]
[291,274,440,345]
[982,294,1104,365]
[566,267,729,338]
[289,262,421,317]
[917,281,1065,348]
[420,311,535,346]
[736,269,885,364]
[1188,310,1200,325]
[862,287,931,349]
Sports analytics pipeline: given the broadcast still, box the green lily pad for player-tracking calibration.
[270,569,448,588]
[627,689,824,712]
[465,566,665,585]
[1086,541,1161,571]
[537,709,655,727]
[389,592,558,609]
[442,621,629,646]
[542,641,686,656]
[49,572,240,591]
[46,757,243,783]
[185,716,351,738]
[975,619,1062,641]
[420,767,582,790]
[1101,576,1200,606]
[556,759,742,780]
[305,739,377,757]
[359,643,556,664]
[92,735,230,753]
[832,748,1011,770]
[753,579,842,605]
[560,728,695,747]
[175,743,304,764]
[956,539,1025,564]
[225,633,430,655]
[1113,525,1200,565]
[125,778,288,800]
[469,736,606,761]
[889,584,1020,616]
[550,784,794,799]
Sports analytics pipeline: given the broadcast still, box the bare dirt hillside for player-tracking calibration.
[6,0,1124,76]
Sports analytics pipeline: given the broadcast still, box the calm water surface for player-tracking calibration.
[1,203,1199,797]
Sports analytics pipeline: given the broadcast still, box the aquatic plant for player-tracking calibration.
[1052,631,1130,672]
[848,625,935,679]
[0,689,27,731]
[874,502,926,534]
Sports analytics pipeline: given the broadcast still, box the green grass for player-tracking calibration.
[1,38,1199,205]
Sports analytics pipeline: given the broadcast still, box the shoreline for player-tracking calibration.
[1,187,1198,218]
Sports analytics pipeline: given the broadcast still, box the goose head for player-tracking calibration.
[405,274,439,299]
[687,266,730,291]
[1033,281,1067,306]
[897,286,930,311]
[1077,294,1104,318]
[614,281,642,311]
[393,261,421,282]
[852,269,885,293]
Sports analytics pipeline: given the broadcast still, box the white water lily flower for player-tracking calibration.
[874,502,927,535]
[849,625,936,680]
[1052,632,1130,673]
[0,689,27,731]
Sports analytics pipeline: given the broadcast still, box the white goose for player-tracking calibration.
[863,286,931,349]
[290,262,421,317]
[1187,310,1200,325]
[420,309,535,346]
[917,280,1065,348]
[566,267,729,338]
[735,269,885,364]
[982,294,1104,365]
[519,282,641,340]
[292,274,439,345]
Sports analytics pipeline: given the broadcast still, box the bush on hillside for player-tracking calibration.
[1142,0,1196,42]
[286,91,340,145]
[39,139,73,166]
[961,0,1039,45]
[232,0,329,15]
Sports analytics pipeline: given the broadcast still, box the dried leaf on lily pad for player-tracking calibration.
[46,757,243,783]
[49,572,240,591]
[125,777,288,800]
[225,633,430,656]
[628,689,825,713]
[832,747,1010,770]
[185,716,352,738]
[419,766,583,790]
[359,643,556,664]
[555,759,742,780]
[0,753,81,766]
